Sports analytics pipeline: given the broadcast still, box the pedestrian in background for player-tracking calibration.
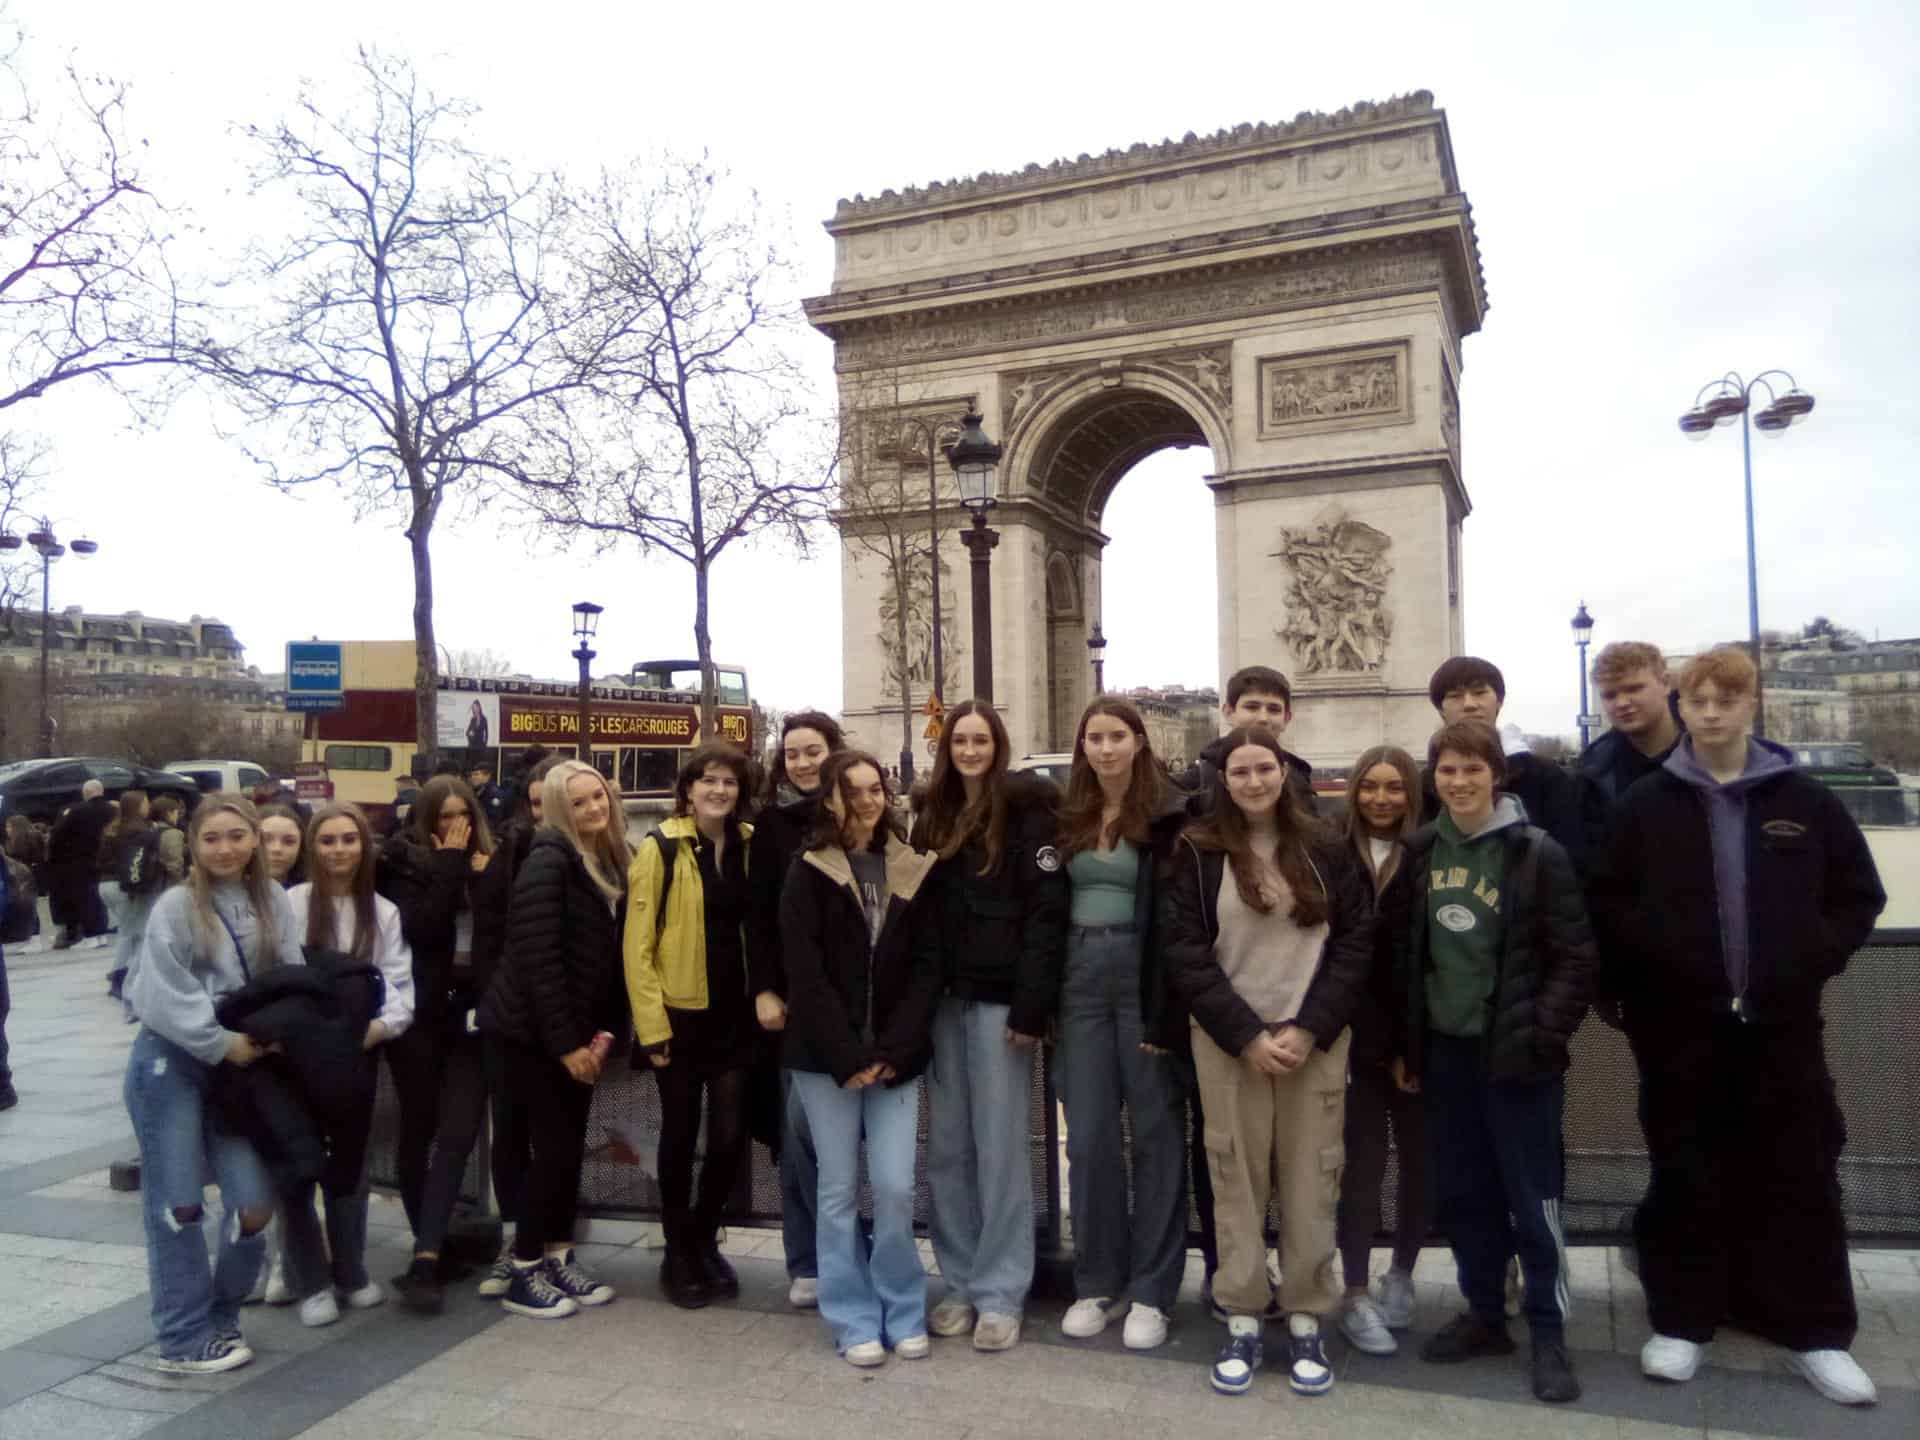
[108,792,187,1009]
[49,778,114,947]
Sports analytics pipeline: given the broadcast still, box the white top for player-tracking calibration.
[286,884,416,1040]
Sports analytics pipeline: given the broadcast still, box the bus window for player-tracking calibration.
[632,747,679,795]
[593,750,615,783]
[324,744,394,772]
[717,669,748,705]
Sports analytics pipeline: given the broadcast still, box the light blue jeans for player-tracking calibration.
[123,1027,273,1359]
[926,996,1035,1316]
[779,1069,819,1279]
[794,1069,925,1351]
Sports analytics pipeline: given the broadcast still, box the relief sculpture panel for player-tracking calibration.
[1272,506,1394,675]
[1258,340,1411,440]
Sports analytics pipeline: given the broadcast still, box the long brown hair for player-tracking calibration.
[763,710,846,803]
[411,775,496,856]
[1343,745,1421,891]
[184,794,284,963]
[1184,726,1327,925]
[100,789,151,865]
[917,700,1011,875]
[1058,696,1171,861]
[804,750,902,852]
[304,802,379,962]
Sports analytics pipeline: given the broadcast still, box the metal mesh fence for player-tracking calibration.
[370,932,1920,1245]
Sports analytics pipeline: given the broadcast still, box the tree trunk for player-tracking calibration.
[409,494,439,769]
[694,553,716,740]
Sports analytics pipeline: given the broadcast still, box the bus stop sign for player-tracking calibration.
[286,641,345,713]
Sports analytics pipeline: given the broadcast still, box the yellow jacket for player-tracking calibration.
[624,815,753,1047]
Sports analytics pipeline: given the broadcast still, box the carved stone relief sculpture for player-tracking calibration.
[1257,340,1411,439]
[1272,507,1395,675]
[877,550,962,701]
[1145,345,1232,422]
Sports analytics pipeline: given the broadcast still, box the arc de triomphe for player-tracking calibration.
[805,92,1487,768]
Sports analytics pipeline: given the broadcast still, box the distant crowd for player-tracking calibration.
[0,637,1886,1411]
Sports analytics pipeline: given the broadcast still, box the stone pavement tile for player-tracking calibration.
[15,1294,154,1362]
[0,1348,96,1409]
[1859,1268,1920,1296]
[496,1370,630,1409]
[0,1390,170,1440]
[375,1385,509,1431]
[399,1354,539,1399]
[284,1419,433,1440]
[1852,1251,1920,1275]
[51,1372,204,1416]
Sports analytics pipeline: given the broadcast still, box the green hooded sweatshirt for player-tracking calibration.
[1424,794,1525,1038]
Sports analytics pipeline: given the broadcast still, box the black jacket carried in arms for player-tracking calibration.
[479,830,627,1059]
[1585,765,1884,1028]
[1375,821,1597,1084]
[1159,834,1374,1059]
[377,832,479,1023]
[915,773,1069,1037]
[745,791,819,1004]
[778,833,943,1086]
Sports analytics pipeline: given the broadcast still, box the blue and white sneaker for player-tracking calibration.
[156,1335,252,1376]
[1287,1314,1334,1395]
[502,1259,579,1319]
[1211,1316,1263,1395]
[545,1250,614,1307]
[478,1256,514,1298]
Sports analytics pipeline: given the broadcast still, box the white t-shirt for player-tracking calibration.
[286,884,416,1040]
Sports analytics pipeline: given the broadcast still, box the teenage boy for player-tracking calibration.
[1587,648,1885,1406]
[1377,720,1595,1405]
[1424,658,1584,864]
[1577,642,1682,819]
[1181,666,1318,816]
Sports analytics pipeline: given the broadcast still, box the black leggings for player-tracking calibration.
[494,1038,595,1262]
[654,1063,751,1248]
[385,1024,489,1256]
[484,1036,531,1225]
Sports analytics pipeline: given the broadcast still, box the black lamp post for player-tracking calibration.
[1087,622,1108,695]
[1571,601,1595,750]
[1677,370,1815,739]
[571,601,603,768]
[949,411,1003,704]
[1,521,100,757]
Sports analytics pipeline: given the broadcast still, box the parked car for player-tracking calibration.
[164,759,277,796]
[1788,742,1899,789]
[0,757,200,825]
[1011,753,1074,791]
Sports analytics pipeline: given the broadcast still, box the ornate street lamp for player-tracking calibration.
[949,411,1003,703]
[1087,622,1108,695]
[571,601,603,768]
[1571,601,1595,750]
[0,520,101,756]
[1676,370,1815,738]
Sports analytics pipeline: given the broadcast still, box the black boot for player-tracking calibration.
[699,1226,740,1301]
[660,1218,711,1309]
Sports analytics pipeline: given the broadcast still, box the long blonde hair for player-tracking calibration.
[541,761,630,905]
[184,794,283,964]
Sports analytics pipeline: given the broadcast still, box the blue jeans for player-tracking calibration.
[0,940,12,1090]
[123,1027,273,1359]
[794,1070,925,1351]
[779,1069,819,1279]
[926,996,1034,1316]
[1056,924,1189,1312]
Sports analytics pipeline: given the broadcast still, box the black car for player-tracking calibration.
[0,756,201,826]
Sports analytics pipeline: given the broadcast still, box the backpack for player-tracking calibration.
[117,828,167,898]
[648,829,678,940]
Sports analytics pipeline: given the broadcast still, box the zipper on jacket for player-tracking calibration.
[1694,792,1749,1022]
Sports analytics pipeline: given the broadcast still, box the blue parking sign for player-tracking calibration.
[286,642,344,696]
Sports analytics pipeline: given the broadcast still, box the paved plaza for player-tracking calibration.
[2,935,1916,1440]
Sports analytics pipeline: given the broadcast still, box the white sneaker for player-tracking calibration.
[1339,1294,1397,1356]
[973,1311,1022,1352]
[1061,1296,1118,1338]
[843,1340,887,1368]
[1376,1267,1415,1330]
[1787,1349,1877,1406]
[1122,1303,1169,1351]
[339,1280,384,1310]
[263,1256,294,1306]
[929,1297,975,1337]
[1641,1334,1707,1382]
[787,1276,819,1309]
[893,1334,930,1359]
[298,1291,340,1328]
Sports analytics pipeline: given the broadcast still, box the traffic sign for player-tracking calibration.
[286,694,345,713]
[922,694,944,717]
[286,641,344,710]
[1578,712,1603,729]
[924,715,943,740]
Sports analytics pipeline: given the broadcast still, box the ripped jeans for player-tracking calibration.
[123,1027,274,1359]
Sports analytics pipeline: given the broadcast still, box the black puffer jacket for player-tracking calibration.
[377,832,478,1024]
[1586,765,1884,1028]
[915,773,1069,1037]
[745,791,819,1003]
[1376,821,1596,1084]
[1160,834,1374,1059]
[470,818,534,995]
[479,830,627,1059]
[779,834,943,1086]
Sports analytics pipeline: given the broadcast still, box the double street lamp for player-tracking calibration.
[0,520,101,757]
[1677,370,1816,739]
[948,411,1004,705]
[1571,602,1595,750]
[571,601,603,770]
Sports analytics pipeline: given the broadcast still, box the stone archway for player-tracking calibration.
[809,93,1485,764]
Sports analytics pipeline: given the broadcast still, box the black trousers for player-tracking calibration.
[1338,1059,1432,1286]
[483,1036,531,1225]
[653,1061,751,1251]
[1630,1011,1857,1350]
[493,1038,595,1261]
[385,1021,489,1256]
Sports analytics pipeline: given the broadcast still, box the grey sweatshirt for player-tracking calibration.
[1662,736,1795,1005]
[127,880,305,1066]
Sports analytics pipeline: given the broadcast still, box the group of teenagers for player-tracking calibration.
[115,639,1887,1410]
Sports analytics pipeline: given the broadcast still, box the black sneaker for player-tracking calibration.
[502,1260,579,1319]
[394,1258,445,1315]
[156,1335,252,1375]
[1210,1320,1264,1395]
[545,1250,614,1307]
[0,1083,16,1112]
[433,1252,473,1284]
[701,1247,740,1301]
[1421,1312,1516,1363]
[1287,1317,1334,1396]
[1532,1338,1582,1403]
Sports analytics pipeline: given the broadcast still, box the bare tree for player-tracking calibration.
[523,157,829,738]
[0,430,48,757]
[0,24,198,414]
[205,48,595,761]
[446,646,515,678]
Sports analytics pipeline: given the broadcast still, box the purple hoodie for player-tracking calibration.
[1662,735,1796,1009]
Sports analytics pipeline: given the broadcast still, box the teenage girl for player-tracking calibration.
[123,794,303,1373]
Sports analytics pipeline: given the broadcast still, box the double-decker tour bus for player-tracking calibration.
[303,642,752,818]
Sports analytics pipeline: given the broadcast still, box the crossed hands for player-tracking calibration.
[1242,1024,1314,1075]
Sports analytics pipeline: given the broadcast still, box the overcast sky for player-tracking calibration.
[13,0,1918,741]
